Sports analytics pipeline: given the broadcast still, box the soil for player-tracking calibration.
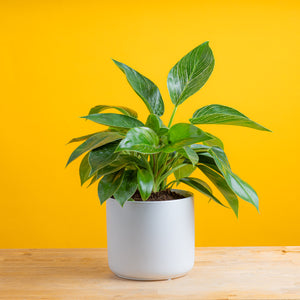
[131,190,183,201]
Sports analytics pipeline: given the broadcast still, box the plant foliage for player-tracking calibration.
[67,41,271,216]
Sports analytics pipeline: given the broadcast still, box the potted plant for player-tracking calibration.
[67,41,270,280]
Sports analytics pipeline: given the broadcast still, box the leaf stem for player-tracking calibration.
[168,106,178,128]
[165,180,177,189]
[157,163,189,187]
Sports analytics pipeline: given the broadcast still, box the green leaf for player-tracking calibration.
[116,127,160,154]
[66,132,123,166]
[98,170,124,204]
[145,114,168,137]
[88,105,138,118]
[198,164,239,217]
[67,132,100,144]
[197,152,222,174]
[158,127,169,136]
[209,147,259,210]
[137,168,154,200]
[96,163,127,179]
[79,153,92,186]
[163,123,212,152]
[88,141,119,175]
[191,144,211,153]
[82,113,144,128]
[190,104,271,132]
[87,173,99,187]
[112,59,164,116]
[145,114,163,134]
[106,126,128,136]
[167,41,215,106]
[203,133,224,149]
[209,147,231,169]
[114,170,138,206]
[177,146,199,166]
[174,164,196,181]
[118,154,149,169]
[179,177,226,207]
[95,154,146,179]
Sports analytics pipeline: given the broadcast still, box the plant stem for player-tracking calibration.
[165,180,177,189]
[157,163,189,187]
[152,154,156,174]
[168,106,178,128]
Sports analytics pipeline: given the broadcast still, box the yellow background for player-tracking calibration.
[0,0,299,248]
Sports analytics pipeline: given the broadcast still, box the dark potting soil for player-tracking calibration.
[131,190,183,201]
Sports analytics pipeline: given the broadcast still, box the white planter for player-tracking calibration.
[106,190,194,280]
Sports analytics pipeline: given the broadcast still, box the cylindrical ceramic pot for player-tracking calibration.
[106,190,194,280]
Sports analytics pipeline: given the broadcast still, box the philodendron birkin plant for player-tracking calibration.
[67,41,270,217]
[67,41,270,280]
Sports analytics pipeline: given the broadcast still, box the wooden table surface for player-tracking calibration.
[0,247,299,299]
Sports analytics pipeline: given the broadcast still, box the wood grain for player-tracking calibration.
[0,247,299,299]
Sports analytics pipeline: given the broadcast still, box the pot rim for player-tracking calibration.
[111,189,193,205]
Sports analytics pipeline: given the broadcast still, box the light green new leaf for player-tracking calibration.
[209,147,259,210]
[198,164,239,217]
[137,168,154,200]
[112,59,164,116]
[116,127,160,154]
[190,104,271,132]
[167,41,215,106]
[88,105,138,118]
[178,146,199,166]
[79,153,92,186]
[163,123,212,153]
[174,164,196,181]
[114,170,138,206]
[66,132,123,166]
[98,170,124,204]
[88,141,120,175]
[179,177,226,207]
[82,113,144,128]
